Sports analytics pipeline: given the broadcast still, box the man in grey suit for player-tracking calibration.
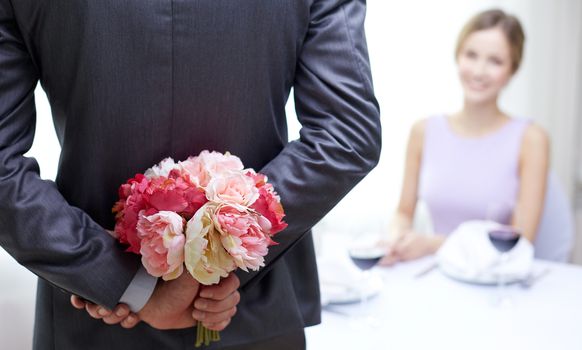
[0,0,381,349]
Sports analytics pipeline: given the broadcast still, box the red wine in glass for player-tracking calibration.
[348,247,385,271]
[488,226,520,307]
[488,227,520,252]
[346,240,384,326]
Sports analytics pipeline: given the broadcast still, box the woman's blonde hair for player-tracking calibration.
[455,9,525,73]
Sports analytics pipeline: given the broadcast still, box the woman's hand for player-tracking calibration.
[379,232,445,266]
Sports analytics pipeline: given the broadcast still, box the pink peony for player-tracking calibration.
[250,183,288,235]
[143,169,207,217]
[179,156,210,187]
[112,168,207,254]
[198,151,244,177]
[112,173,151,253]
[206,172,259,206]
[212,203,276,272]
[144,158,180,179]
[180,151,244,187]
[137,211,186,281]
[245,169,267,188]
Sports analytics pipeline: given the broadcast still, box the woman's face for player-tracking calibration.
[457,27,514,105]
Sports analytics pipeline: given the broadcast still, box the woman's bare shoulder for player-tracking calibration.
[409,117,429,141]
[522,123,550,149]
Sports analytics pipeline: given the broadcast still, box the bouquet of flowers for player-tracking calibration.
[112,150,287,347]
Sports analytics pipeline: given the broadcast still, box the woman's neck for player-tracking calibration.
[450,100,508,136]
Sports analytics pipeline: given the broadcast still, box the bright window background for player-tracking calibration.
[286,0,582,242]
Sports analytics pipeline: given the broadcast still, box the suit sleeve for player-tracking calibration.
[237,0,381,288]
[0,1,139,309]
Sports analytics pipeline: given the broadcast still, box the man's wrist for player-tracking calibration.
[119,266,158,312]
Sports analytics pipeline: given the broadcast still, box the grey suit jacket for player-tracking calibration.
[0,0,381,349]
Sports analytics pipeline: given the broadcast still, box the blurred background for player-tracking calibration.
[1,0,581,348]
[286,0,582,263]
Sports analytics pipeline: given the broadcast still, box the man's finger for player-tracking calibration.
[203,318,232,332]
[193,305,237,324]
[70,295,86,309]
[120,314,140,329]
[113,304,130,318]
[101,304,131,325]
[194,291,240,313]
[199,273,240,300]
[85,303,111,319]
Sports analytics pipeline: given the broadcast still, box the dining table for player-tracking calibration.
[305,234,582,350]
[2,237,582,350]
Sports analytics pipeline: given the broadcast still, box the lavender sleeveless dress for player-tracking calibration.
[418,115,530,235]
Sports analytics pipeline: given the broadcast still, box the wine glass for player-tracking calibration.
[347,235,385,326]
[488,226,521,307]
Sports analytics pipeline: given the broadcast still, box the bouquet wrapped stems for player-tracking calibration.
[196,323,220,347]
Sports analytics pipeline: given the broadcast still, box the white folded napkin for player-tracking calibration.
[317,257,362,305]
[317,256,384,305]
[436,220,534,283]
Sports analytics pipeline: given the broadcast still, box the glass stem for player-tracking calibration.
[360,270,370,315]
[497,253,508,304]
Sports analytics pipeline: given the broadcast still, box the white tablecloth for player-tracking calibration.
[307,249,582,350]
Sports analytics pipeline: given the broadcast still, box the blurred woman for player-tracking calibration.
[381,9,549,265]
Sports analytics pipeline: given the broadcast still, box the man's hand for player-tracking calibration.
[137,270,200,329]
[70,271,241,331]
[70,271,199,330]
[70,295,140,329]
[192,273,240,331]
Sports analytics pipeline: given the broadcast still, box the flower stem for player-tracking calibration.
[195,323,221,348]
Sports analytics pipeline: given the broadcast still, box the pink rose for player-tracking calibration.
[206,172,259,206]
[184,203,235,285]
[137,211,186,281]
[213,204,276,271]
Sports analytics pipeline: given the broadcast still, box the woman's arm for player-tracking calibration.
[381,119,445,265]
[513,124,550,242]
[390,119,426,238]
